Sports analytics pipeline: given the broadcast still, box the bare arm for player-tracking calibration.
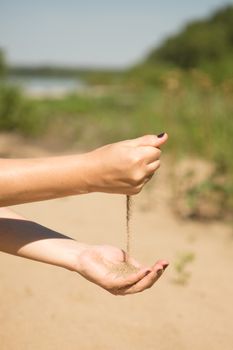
[0,134,168,206]
[0,207,168,295]
[0,207,86,270]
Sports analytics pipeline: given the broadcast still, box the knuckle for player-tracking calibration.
[129,148,146,166]
[131,185,143,195]
[131,172,143,186]
[156,148,162,158]
[143,134,157,145]
[152,160,161,171]
[130,153,142,166]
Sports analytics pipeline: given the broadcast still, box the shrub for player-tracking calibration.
[0,84,46,136]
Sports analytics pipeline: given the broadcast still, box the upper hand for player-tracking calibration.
[85,134,168,195]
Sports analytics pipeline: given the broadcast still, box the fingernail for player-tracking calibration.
[157,269,163,276]
[157,132,165,138]
[163,264,169,270]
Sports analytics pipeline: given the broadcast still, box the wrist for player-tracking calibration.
[53,153,96,196]
[63,241,89,272]
[80,150,103,193]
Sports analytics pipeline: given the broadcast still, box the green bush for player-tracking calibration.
[0,49,6,77]
[147,5,233,77]
[0,84,46,136]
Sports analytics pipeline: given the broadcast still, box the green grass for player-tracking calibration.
[1,76,233,162]
[0,84,48,136]
[0,73,232,217]
[2,78,232,170]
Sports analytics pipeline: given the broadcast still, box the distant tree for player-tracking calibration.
[147,5,233,69]
[210,5,233,45]
[0,49,7,77]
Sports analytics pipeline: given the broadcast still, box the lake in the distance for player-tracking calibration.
[7,75,86,97]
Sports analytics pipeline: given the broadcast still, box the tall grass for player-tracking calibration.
[0,71,232,216]
[25,78,233,171]
[1,73,232,168]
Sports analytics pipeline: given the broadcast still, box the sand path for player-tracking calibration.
[0,140,232,349]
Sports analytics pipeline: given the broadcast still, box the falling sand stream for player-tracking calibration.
[109,195,140,277]
[126,195,131,256]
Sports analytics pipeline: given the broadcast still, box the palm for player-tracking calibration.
[77,245,168,295]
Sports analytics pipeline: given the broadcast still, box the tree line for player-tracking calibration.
[147,5,233,70]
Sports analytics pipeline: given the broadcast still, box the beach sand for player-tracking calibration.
[0,139,232,350]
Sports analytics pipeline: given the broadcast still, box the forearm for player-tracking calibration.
[0,209,169,295]
[0,154,93,206]
[0,134,168,207]
[0,208,86,270]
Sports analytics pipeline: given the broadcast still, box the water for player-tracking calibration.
[7,75,85,96]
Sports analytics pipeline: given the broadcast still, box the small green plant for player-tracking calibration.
[185,169,233,221]
[172,252,195,285]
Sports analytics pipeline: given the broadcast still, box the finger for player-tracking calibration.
[110,267,151,290]
[119,260,169,295]
[144,174,154,183]
[139,147,162,164]
[155,133,168,147]
[156,259,169,269]
[129,133,168,148]
[146,160,161,175]
[123,265,164,294]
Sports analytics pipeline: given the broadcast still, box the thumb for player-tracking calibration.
[130,133,168,148]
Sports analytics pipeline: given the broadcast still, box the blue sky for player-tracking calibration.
[0,0,232,68]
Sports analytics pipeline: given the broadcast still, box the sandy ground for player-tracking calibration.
[0,137,233,350]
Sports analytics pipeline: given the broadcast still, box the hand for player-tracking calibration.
[75,244,169,295]
[86,134,168,195]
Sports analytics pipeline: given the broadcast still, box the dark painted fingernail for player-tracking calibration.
[163,264,169,270]
[157,132,165,138]
[157,269,163,276]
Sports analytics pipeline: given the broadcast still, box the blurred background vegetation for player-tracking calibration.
[0,4,232,221]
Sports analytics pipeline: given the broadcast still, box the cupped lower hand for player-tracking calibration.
[85,134,168,195]
[75,244,169,295]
